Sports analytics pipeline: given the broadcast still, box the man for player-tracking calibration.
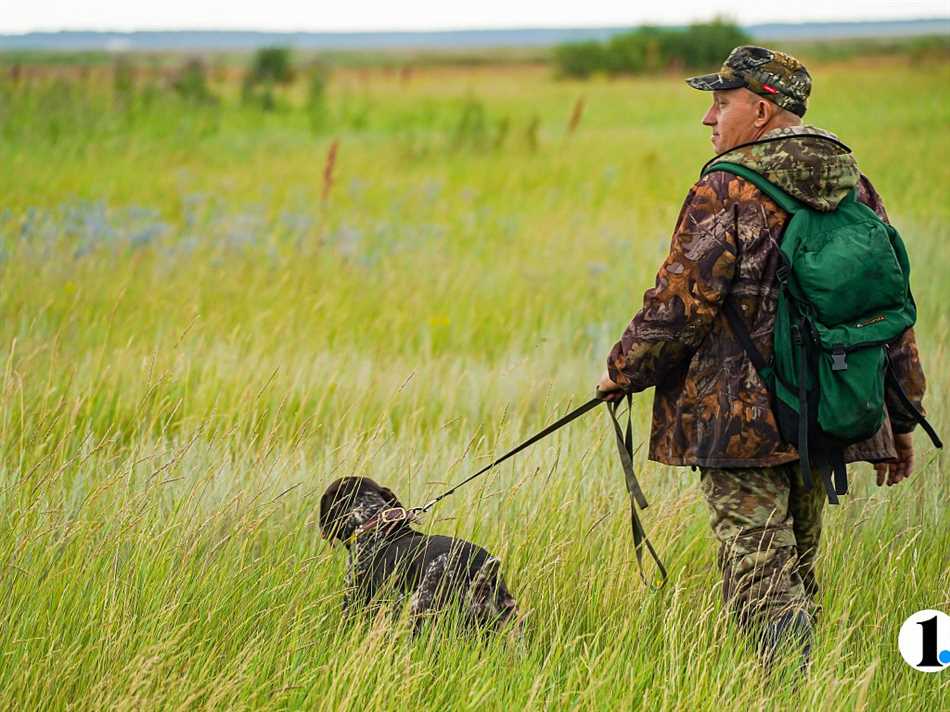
[595,46,927,667]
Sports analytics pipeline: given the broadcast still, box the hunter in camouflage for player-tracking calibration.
[605,125,924,468]
[596,46,928,669]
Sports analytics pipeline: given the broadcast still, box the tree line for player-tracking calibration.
[554,20,751,78]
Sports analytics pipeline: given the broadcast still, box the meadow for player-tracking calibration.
[0,52,948,709]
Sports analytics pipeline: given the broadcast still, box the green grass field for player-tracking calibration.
[1,54,948,709]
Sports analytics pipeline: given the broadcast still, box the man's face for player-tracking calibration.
[702,89,761,154]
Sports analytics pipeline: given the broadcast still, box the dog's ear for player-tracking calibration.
[318,488,337,540]
[319,478,352,541]
[377,485,404,510]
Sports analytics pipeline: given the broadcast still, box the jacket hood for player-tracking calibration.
[705,125,860,212]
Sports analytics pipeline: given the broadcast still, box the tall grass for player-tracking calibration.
[0,56,948,709]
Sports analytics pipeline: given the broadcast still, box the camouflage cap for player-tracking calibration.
[686,46,811,117]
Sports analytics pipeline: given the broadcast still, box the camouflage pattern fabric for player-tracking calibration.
[699,462,826,627]
[607,127,928,467]
[686,46,812,117]
[707,126,859,212]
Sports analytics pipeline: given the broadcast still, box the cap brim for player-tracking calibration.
[685,73,746,91]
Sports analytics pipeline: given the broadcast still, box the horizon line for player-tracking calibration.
[4,16,949,37]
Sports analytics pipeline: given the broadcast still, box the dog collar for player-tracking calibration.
[348,507,412,543]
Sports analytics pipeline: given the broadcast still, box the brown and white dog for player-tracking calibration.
[319,476,519,632]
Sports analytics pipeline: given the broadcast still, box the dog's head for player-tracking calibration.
[319,476,404,543]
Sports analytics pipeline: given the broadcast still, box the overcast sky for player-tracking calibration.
[2,0,947,33]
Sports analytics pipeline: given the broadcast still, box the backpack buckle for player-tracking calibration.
[831,345,848,371]
[776,264,791,285]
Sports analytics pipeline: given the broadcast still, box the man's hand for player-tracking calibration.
[596,370,626,402]
[874,432,915,486]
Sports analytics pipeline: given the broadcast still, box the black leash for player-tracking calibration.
[407,392,667,590]
[411,396,603,515]
[606,394,668,589]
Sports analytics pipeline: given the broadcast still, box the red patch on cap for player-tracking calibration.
[761,83,779,95]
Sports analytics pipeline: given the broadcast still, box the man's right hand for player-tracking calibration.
[596,370,626,402]
[874,432,915,486]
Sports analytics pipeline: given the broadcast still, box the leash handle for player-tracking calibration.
[607,395,668,590]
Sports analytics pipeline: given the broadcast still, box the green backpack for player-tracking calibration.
[702,162,942,503]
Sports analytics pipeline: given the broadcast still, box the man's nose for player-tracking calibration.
[702,105,717,127]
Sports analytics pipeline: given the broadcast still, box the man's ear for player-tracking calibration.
[754,98,773,127]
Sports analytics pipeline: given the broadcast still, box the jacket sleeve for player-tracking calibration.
[885,328,927,434]
[607,174,738,392]
[856,175,928,433]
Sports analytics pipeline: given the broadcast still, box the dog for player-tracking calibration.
[319,476,519,632]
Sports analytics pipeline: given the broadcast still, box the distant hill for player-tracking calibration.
[1,19,948,52]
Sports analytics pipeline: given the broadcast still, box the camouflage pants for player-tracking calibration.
[699,462,826,628]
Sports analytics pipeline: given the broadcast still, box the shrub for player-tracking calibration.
[243,46,294,111]
[554,20,751,78]
[173,59,217,104]
[452,97,488,151]
[553,41,608,79]
[249,47,294,84]
[678,19,751,69]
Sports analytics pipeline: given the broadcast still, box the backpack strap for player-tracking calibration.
[702,161,804,215]
[792,318,823,499]
[724,302,843,501]
[707,160,796,380]
[831,451,848,496]
[722,301,769,374]
[885,360,943,449]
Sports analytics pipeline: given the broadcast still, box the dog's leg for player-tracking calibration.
[342,546,381,621]
[341,547,363,619]
[466,557,520,632]
[409,552,453,633]
[341,550,356,618]
[342,586,374,621]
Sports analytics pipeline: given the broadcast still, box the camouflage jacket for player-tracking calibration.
[607,126,927,468]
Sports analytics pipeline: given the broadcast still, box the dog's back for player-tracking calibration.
[360,533,487,589]
[354,531,518,630]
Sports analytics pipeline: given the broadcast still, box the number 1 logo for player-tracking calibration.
[899,609,950,672]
